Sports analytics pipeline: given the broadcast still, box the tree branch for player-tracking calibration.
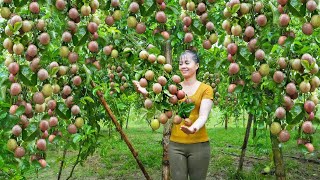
[66,143,83,180]
[57,148,67,180]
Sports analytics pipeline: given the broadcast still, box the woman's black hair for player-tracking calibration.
[180,50,200,74]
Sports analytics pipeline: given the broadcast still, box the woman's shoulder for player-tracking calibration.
[199,82,214,99]
[200,82,213,91]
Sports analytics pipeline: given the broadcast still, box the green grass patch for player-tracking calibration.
[24,117,319,179]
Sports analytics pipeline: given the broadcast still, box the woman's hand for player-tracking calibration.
[132,80,148,97]
[180,125,197,134]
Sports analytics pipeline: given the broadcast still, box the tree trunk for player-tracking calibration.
[237,113,254,173]
[162,123,172,180]
[252,116,257,139]
[162,40,172,180]
[57,148,67,180]
[242,109,246,128]
[224,114,228,130]
[164,41,172,64]
[270,133,286,180]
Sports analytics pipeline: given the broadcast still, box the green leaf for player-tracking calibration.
[71,142,78,150]
[286,124,295,131]
[66,109,71,119]
[50,67,59,76]
[1,86,7,101]
[234,85,243,93]
[18,72,33,86]
[145,3,157,16]
[265,105,272,113]
[177,31,184,40]
[76,32,89,47]
[178,102,195,118]
[298,144,309,154]
[83,64,92,85]
[299,4,306,17]
[56,108,68,120]
[288,111,304,125]
[73,134,82,143]
[13,22,22,32]
[31,73,37,86]
[80,96,95,104]
[116,102,126,110]
[166,6,179,15]
[191,24,203,36]
[283,36,294,48]
[7,114,20,122]
[287,3,302,17]
[15,106,25,116]
[8,23,14,32]
[140,5,146,15]
[200,26,206,35]
[291,103,303,115]
[24,130,40,142]
[226,6,232,14]
[72,35,79,45]
[268,1,279,25]
[114,87,120,93]
[163,90,173,97]
[286,112,292,123]
[301,60,310,71]
[148,47,161,55]
[14,0,28,7]
[230,4,240,14]
[161,101,172,111]
[257,121,265,130]
[104,0,111,10]
[270,44,280,54]
[0,111,7,120]
[92,86,103,96]
[238,53,253,66]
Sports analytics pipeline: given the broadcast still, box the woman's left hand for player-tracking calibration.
[180,125,197,134]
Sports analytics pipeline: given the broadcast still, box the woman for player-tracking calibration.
[169,50,213,180]
[133,50,213,179]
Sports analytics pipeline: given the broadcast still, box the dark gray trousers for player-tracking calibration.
[168,141,210,180]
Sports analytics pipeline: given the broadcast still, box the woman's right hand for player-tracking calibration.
[132,80,148,97]
[180,125,197,134]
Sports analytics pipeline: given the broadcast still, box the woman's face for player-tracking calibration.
[179,53,199,79]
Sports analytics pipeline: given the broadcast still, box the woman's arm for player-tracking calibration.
[180,99,213,134]
[132,80,148,98]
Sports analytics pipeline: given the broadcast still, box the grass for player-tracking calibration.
[24,111,319,180]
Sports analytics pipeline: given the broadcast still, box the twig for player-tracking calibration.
[125,104,132,129]
[237,113,254,173]
[66,143,83,180]
[220,151,265,161]
[218,148,320,165]
[283,155,320,164]
[57,148,67,180]
[213,119,224,127]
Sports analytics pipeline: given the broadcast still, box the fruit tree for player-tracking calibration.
[0,0,319,179]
